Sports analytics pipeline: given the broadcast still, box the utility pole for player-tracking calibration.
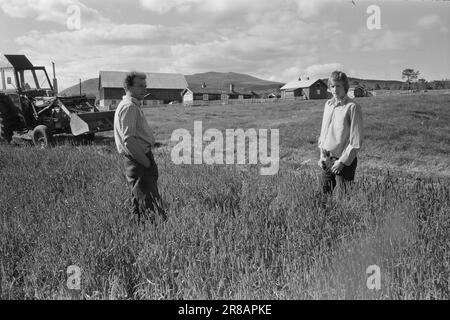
[79,78,82,96]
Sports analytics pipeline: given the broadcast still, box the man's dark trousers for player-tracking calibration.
[124,150,166,222]
[321,157,358,194]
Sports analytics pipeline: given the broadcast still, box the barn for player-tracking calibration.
[98,71,187,110]
[348,86,366,98]
[182,83,258,105]
[280,78,328,100]
[222,84,258,101]
[182,83,223,105]
[235,92,257,99]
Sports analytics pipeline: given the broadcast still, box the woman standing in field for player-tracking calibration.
[318,71,363,195]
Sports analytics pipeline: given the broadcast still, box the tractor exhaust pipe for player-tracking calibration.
[52,61,58,95]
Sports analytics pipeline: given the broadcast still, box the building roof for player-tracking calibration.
[280,78,324,90]
[99,71,188,89]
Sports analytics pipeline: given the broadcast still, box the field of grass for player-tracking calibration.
[0,93,449,299]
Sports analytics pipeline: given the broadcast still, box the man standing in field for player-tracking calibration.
[114,72,166,223]
[318,71,363,195]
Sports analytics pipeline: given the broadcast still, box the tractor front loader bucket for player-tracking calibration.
[69,111,115,136]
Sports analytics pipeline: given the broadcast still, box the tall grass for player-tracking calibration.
[0,140,448,299]
[146,93,450,178]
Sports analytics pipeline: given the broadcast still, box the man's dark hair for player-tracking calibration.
[123,72,146,90]
[328,71,350,93]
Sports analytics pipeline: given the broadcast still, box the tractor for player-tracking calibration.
[0,54,115,147]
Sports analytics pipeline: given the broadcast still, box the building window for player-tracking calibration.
[203,94,208,101]
[316,89,321,95]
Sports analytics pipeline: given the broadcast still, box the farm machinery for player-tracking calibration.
[0,54,114,147]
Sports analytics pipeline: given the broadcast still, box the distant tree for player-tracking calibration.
[374,83,381,90]
[443,80,450,89]
[402,68,420,90]
[417,78,428,90]
[430,80,445,90]
[431,79,450,89]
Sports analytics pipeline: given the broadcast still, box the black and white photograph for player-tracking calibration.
[0,0,449,306]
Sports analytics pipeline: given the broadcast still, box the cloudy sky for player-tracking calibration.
[0,0,449,89]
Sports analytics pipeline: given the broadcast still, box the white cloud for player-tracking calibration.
[139,0,201,13]
[278,67,302,82]
[278,63,345,83]
[139,0,343,18]
[350,29,421,52]
[0,0,108,25]
[10,0,346,89]
[294,0,346,19]
[5,0,435,89]
[305,63,344,78]
[417,14,441,28]
[139,0,260,14]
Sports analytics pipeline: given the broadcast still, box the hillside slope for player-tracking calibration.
[186,72,283,93]
[59,78,99,98]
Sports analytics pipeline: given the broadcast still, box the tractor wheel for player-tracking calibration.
[32,125,53,148]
